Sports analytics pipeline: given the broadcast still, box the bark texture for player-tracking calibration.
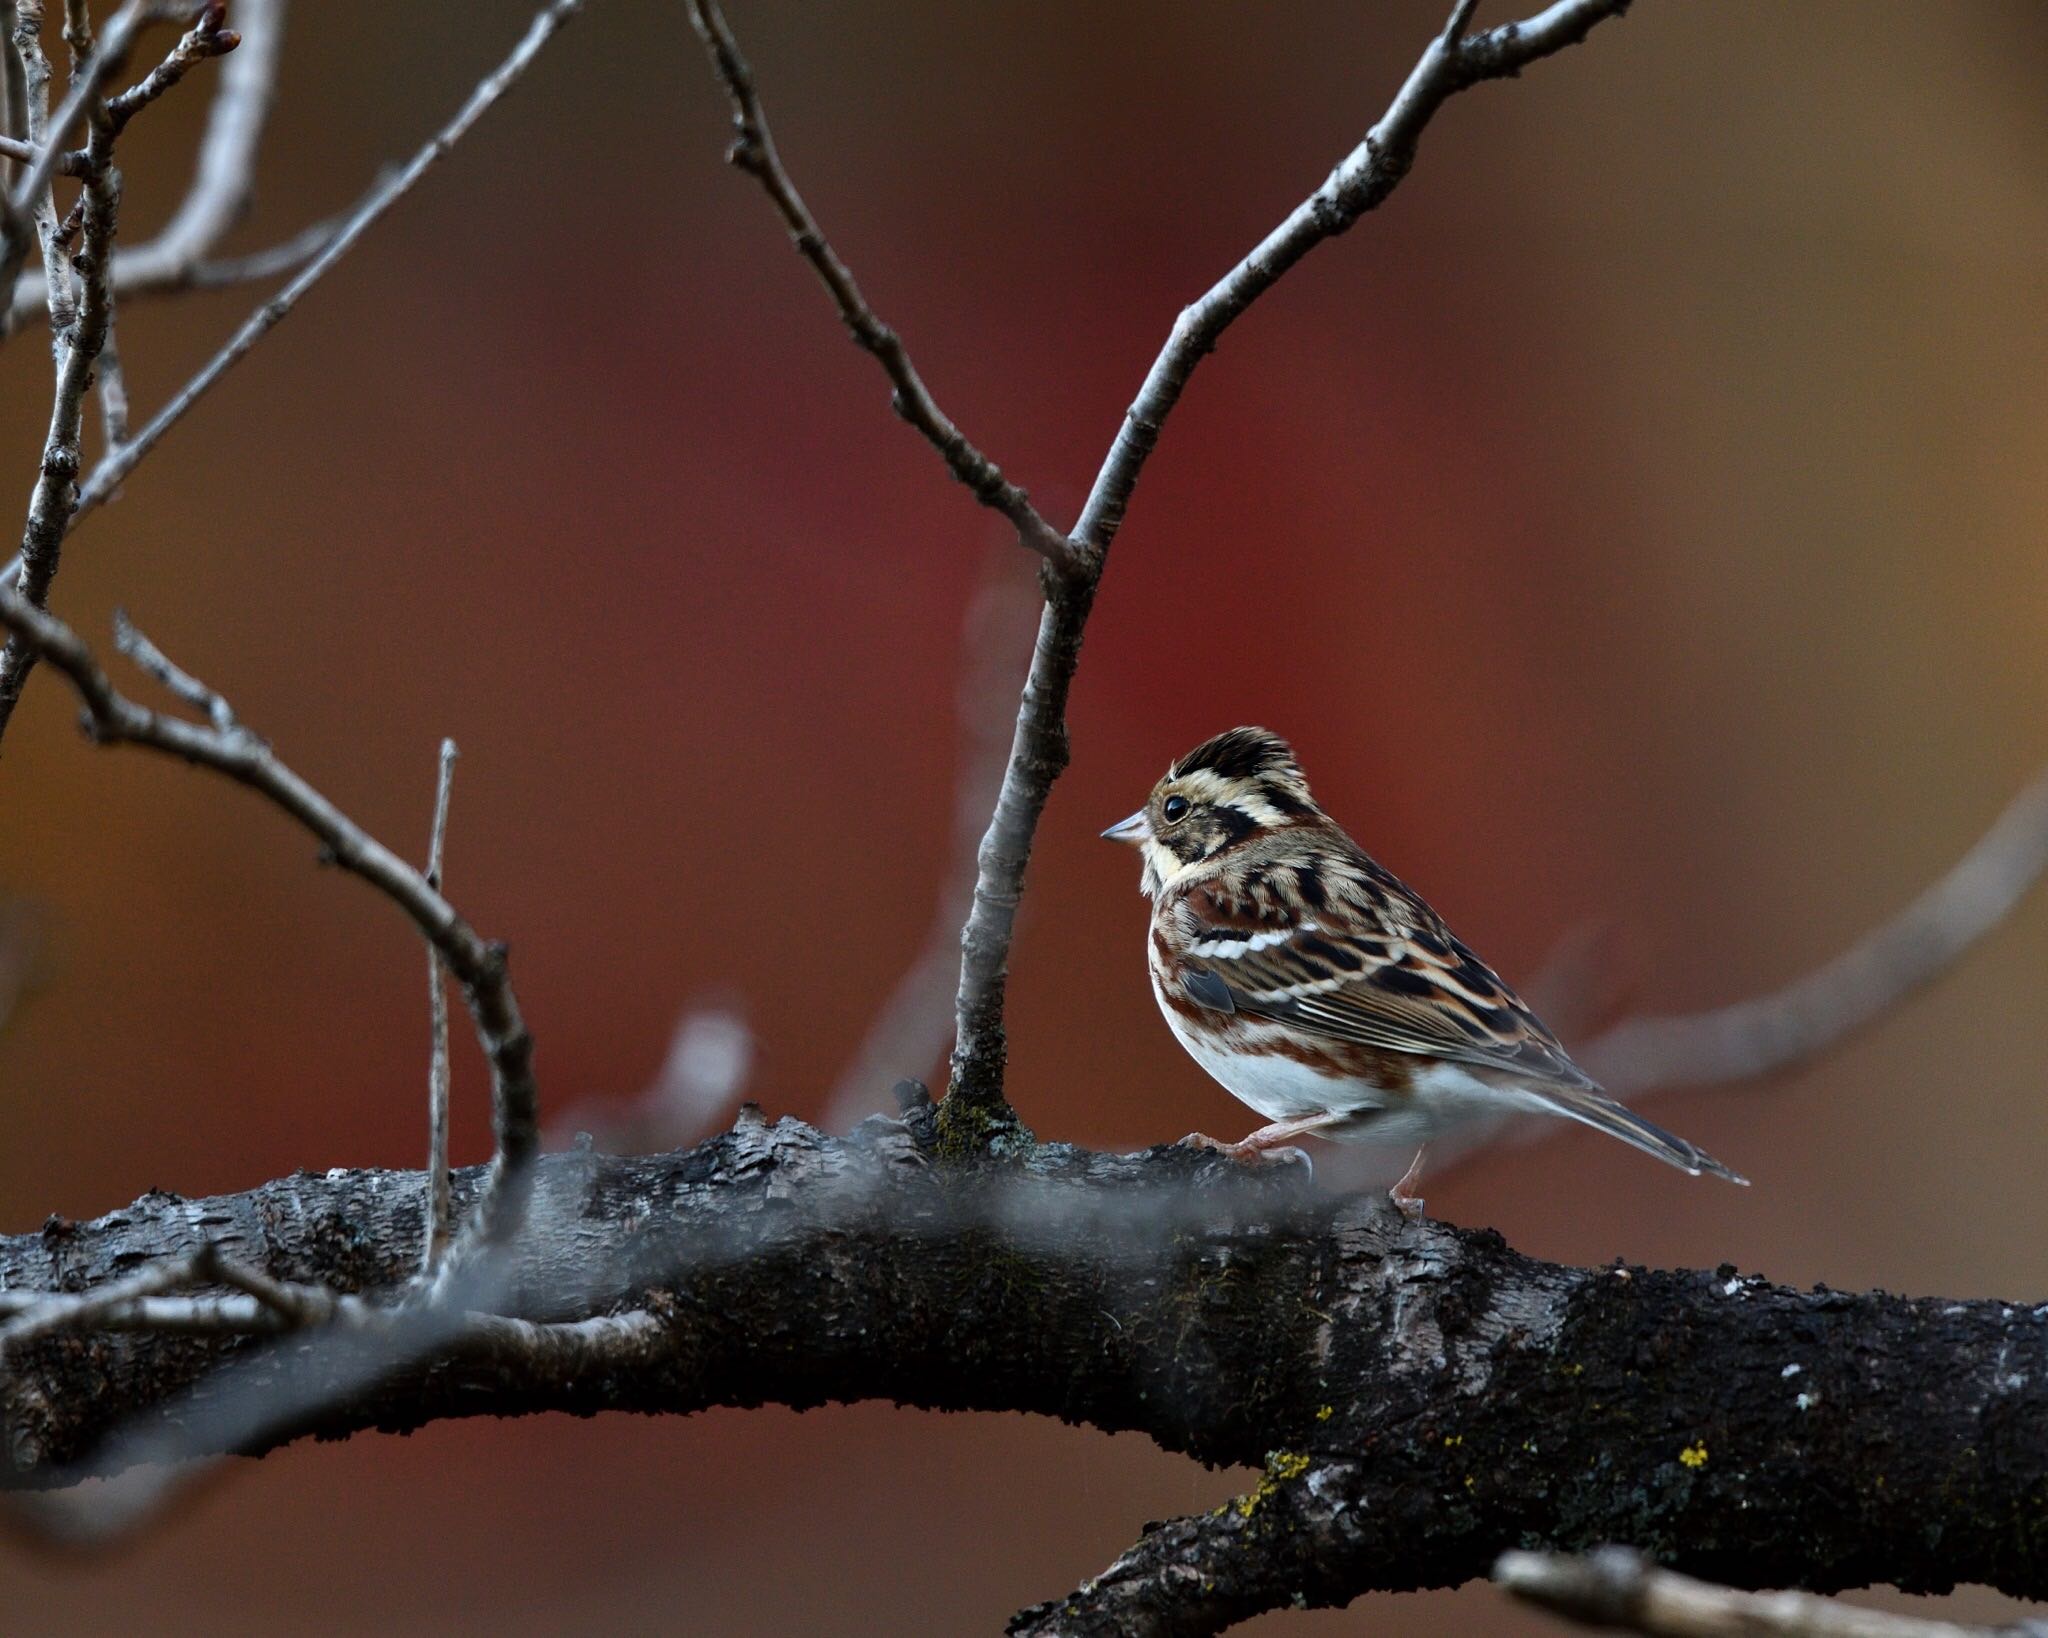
[2,1106,2044,1634]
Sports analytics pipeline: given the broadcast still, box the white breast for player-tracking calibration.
[1151,970,1542,1145]
[1153,977,1374,1123]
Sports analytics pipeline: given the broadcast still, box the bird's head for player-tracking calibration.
[1102,726,1320,895]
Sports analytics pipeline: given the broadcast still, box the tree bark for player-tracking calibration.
[2,1105,2043,1634]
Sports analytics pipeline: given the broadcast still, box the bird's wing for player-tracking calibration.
[1178,877,1593,1089]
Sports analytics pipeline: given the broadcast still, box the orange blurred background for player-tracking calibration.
[3,0,2046,1630]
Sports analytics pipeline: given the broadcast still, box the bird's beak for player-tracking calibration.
[1100,809,1151,845]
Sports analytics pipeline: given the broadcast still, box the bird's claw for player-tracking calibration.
[1176,1133,1313,1178]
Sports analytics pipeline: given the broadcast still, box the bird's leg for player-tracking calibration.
[1389,1145,1430,1220]
[1179,1112,1346,1164]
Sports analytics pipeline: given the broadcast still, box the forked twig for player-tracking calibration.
[0,0,585,590]
[0,589,541,1243]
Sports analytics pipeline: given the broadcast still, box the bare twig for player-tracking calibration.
[1581,764,2048,1096]
[6,0,286,325]
[0,1248,209,1354]
[0,0,146,269]
[0,2,129,742]
[0,1245,347,1341]
[0,0,583,589]
[112,605,235,727]
[942,0,1635,1133]
[548,999,754,1152]
[0,128,83,173]
[0,590,542,1242]
[0,7,24,191]
[1404,763,2048,1183]
[96,304,129,446]
[423,737,458,1274]
[173,209,339,286]
[103,0,237,136]
[685,0,1071,567]
[1494,1547,2044,1637]
[5,4,69,337]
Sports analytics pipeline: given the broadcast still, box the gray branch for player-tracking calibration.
[0,0,585,591]
[0,593,541,1244]
[0,0,140,741]
[943,0,1633,1141]
[423,736,459,1274]
[1494,1546,2048,1638]
[5,0,284,326]
[1581,762,2048,1096]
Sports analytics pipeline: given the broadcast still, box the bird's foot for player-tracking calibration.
[1176,1132,1313,1175]
[1388,1145,1429,1221]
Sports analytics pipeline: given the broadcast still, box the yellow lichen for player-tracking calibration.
[1679,1442,1709,1469]
[1228,1452,1314,1520]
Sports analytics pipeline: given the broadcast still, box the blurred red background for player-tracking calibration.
[3,0,2046,1630]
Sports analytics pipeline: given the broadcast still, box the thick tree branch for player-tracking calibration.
[1,1114,2044,1633]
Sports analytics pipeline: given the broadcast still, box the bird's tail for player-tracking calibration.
[1528,1084,1749,1185]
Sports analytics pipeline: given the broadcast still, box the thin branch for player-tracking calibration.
[1411,762,2048,1183]
[5,3,70,338]
[0,7,23,192]
[1580,763,2048,1096]
[5,0,286,325]
[174,209,339,286]
[0,0,147,269]
[942,0,1634,1138]
[0,0,584,589]
[0,129,83,173]
[1494,1547,2035,1638]
[95,303,129,446]
[102,0,237,135]
[0,2,129,742]
[112,605,235,728]
[684,0,1071,567]
[0,1247,348,1341]
[0,591,542,1243]
[423,736,458,1275]
[1442,0,1484,45]
[0,1248,211,1354]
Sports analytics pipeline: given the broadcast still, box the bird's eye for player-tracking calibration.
[1161,795,1191,825]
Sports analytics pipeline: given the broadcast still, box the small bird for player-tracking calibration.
[1102,727,1746,1213]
